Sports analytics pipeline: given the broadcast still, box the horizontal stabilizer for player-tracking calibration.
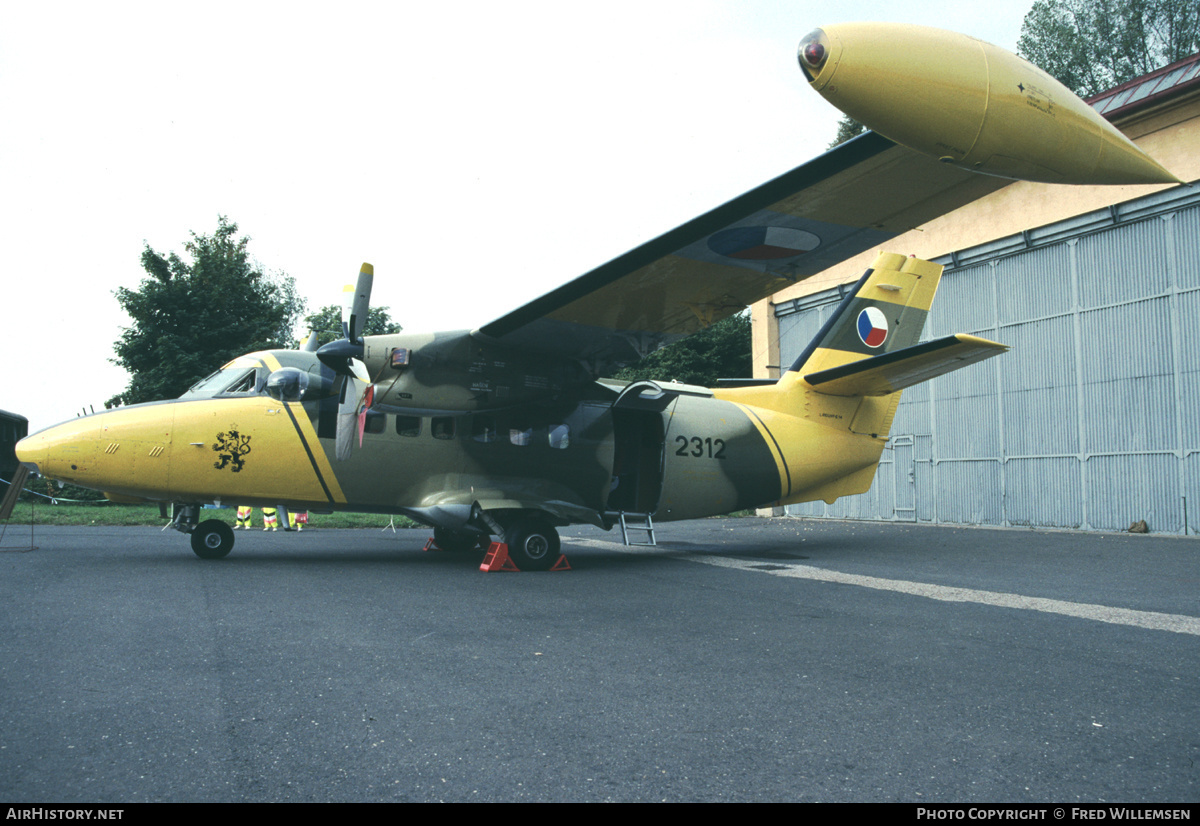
[804,334,1008,397]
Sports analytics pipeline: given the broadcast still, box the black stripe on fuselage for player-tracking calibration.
[283,402,335,505]
[742,405,791,500]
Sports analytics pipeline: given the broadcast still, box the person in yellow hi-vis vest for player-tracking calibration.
[262,507,279,531]
[235,506,253,530]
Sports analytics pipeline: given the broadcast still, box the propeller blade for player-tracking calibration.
[335,369,378,461]
[342,263,374,344]
[356,384,376,448]
[335,376,366,462]
[318,263,375,378]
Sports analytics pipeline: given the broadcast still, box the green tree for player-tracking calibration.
[613,313,752,387]
[300,304,402,348]
[109,217,304,407]
[1018,0,1199,97]
[829,115,865,149]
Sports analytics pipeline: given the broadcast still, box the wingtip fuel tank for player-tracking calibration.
[799,22,1181,186]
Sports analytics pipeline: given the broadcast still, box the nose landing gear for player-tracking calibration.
[168,504,236,559]
[190,520,234,559]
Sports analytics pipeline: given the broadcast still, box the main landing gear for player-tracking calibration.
[432,526,487,554]
[435,510,566,572]
[503,516,561,572]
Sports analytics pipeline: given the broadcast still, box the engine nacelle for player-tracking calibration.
[799,23,1179,185]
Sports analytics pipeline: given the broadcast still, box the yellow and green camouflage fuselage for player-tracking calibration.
[18,254,979,537]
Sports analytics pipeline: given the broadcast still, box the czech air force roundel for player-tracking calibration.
[707,226,820,260]
[856,306,888,348]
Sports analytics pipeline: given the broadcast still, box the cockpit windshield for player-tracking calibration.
[180,358,267,400]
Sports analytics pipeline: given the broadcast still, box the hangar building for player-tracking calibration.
[751,54,1200,535]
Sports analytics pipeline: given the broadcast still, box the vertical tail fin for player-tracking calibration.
[788,252,943,377]
[714,251,1005,509]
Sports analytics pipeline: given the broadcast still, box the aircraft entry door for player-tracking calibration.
[607,381,672,514]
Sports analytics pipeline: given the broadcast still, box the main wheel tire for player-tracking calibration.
[191,519,234,559]
[504,517,560,571]
[433,526,484,553]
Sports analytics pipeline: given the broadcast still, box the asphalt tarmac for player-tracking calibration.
[0,517,1196,803]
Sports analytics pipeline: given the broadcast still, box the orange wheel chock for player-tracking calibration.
[480,542,521,572]
[479,543,572,572]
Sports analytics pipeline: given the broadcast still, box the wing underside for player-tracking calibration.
[474,131,1009,374]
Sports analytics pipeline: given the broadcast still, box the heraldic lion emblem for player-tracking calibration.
[212,430,252,473]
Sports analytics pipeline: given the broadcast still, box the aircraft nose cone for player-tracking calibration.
[16,417,102,486]
[13,433,42,474]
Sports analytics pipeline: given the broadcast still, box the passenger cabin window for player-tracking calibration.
[364,411,386,435]
[432,417,455,440]
[396,416,421,437]
[510,426,532,446]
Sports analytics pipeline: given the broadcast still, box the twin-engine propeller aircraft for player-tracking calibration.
[16,24,1179,568]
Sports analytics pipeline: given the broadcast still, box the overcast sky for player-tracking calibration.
[1,0,1038,431]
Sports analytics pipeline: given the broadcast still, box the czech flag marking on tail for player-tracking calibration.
[857,307,888,348]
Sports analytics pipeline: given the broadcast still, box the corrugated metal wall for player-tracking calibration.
[775,185,1200,535]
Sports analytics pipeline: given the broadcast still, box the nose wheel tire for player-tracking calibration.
[504,517,560,571]
[191,519,235,559]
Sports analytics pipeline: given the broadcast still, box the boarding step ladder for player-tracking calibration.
[606,511,657,546]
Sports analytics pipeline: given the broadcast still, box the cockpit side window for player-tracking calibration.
[223,369,259,395]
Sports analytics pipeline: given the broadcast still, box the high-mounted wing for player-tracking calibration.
[473,23,1178,377]
[475,132,1005,374]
